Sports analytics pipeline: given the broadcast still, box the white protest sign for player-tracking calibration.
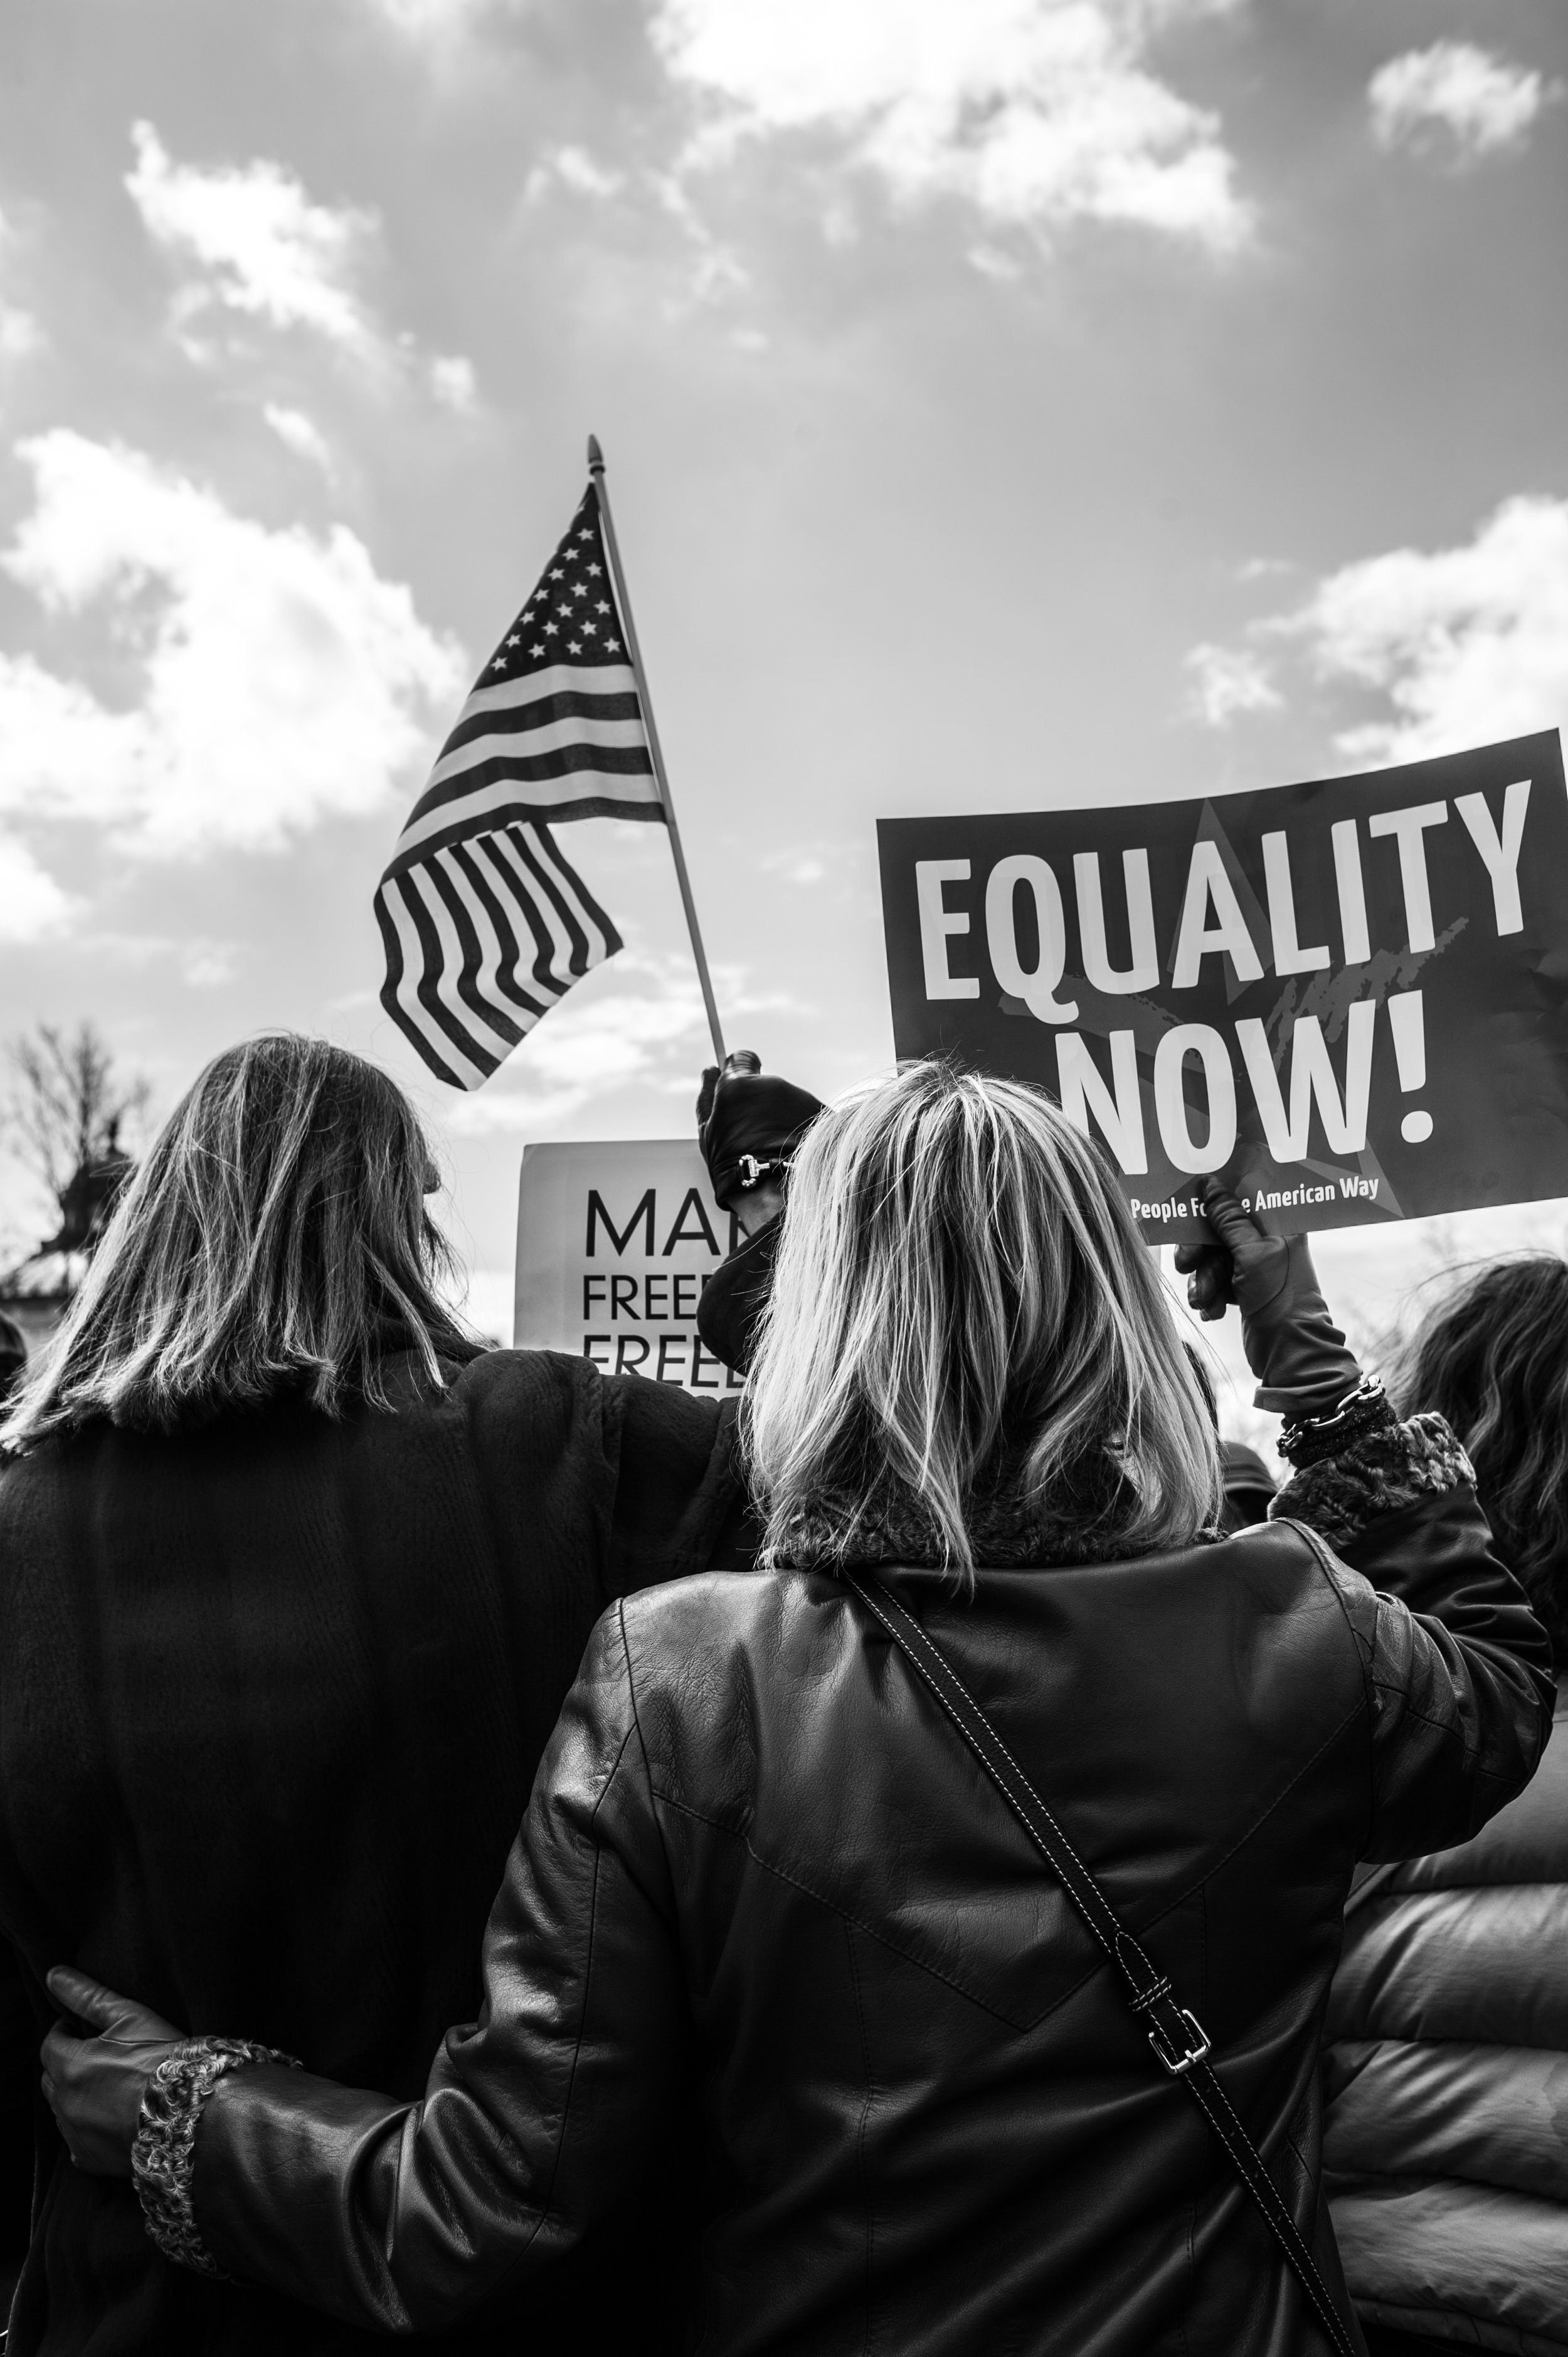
[514,1141,744,1392]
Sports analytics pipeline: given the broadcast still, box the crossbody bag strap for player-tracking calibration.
[843,1567,1358,2357]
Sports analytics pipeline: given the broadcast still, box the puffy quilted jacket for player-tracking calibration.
[1325,1678,1568,2353]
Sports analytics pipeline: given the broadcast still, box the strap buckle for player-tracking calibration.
[1147,2006,1212,2077]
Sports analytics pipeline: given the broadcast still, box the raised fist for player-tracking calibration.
[696,1052,824,1218]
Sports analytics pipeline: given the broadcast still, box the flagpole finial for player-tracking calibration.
[586,434,605,473]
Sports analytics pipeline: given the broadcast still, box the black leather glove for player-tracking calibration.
[696,1052,824,1213]
[696,1217,781,1378]
[1173,1182,1363,1417]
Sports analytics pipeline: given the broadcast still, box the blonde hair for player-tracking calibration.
[1,1033,479,1451]
[743,1063,1219,1576]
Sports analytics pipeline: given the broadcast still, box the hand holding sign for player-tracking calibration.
[1176,1184,1363,1415]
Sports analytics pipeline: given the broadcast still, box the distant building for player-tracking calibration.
[0,1125,134,1358]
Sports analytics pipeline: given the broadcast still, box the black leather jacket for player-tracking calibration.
[189,1452,1550,2356]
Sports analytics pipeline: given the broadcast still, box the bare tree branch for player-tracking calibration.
[3,1023,152,1219]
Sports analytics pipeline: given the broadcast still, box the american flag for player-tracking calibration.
[375,481,664,1088]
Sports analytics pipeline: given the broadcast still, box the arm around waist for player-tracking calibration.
[193,1600,690,2331]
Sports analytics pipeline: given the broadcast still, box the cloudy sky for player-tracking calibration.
[0,0,1564,1342]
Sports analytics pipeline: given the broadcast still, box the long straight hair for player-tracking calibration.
[744,1063,1220,1576]
[1,1034,479,1450]
[1394,1253,1568,1652]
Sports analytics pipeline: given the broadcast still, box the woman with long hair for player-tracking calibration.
[0,1033,752,2357]
[1322,1253,1568,2357]
[43,1065,1551,2356]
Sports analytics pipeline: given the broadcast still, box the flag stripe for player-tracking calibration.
[401,863,516,1070]
[421,730,655,806]
[423,851,530,1057]
[455,839,559,1024]
[431,698,646,773]
[443,664,642,732]
[376,873,499,1088]
[374,882,470,1089]
[386,780,664,877]
[376,482,654,1089]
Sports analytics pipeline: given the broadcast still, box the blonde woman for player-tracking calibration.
[0,1034,751,2357]
[43,1065,1551,2356]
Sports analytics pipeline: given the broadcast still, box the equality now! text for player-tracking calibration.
[911,785,1529,1176]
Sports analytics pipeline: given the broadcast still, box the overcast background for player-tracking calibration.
[0,0,1564,1410]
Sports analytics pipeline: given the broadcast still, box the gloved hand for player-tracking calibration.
[1173,1182,1364,1417]
[697,1051,824,1221]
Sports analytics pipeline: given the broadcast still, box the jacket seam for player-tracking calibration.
[860,1561,1365,1959]
[1283,1516,1523,1794]
[653,1693,1361,2035]
[1148,1703,1365,1938]
[1276,1518,1384,1851]
[844,1920,877,2356]
[532,1714,639,2230]
[611,1600,685,1923]
[651,1785,1037,2028]
[450,1728,635,2321]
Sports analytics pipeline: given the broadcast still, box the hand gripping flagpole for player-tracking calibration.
[588,434,727,1067]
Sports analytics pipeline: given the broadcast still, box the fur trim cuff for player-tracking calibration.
[133,2037,299,2276]
[1269,1411,1474,1553]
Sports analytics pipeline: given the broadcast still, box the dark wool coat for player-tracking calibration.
[0,1346,755,2357]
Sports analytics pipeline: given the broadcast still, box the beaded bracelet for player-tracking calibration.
[132,2037,300,2277]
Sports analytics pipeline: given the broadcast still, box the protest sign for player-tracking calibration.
[878,730,1568,1244]
[514,1140,743,1391]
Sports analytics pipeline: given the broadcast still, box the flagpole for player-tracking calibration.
[587,434,726,1069]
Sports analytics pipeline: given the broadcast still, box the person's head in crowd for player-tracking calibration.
[743,1060,1220,1578]
[1394,1253,1568,1654]
[1218,1439,1276,1533]
[1,1033,477,1454]
[0,1312,26,1410]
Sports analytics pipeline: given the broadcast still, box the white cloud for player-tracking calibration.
[0,206,41,364]
[127,125,483,407]
[1369,42,1560,162]
[127,122,379,356]
[1187,496,1568,763]
[428,353,478,412]
[0,306,40,361]
[442,953,795,1134]
[1184,641,1281,726]
[0,833,73,941]
[650,0,1251,253]
[360,0,504,41]
[1288,496,1568,764]
[263,402,334,469]
[444,959,712,1133]
[0,431,465,872]
[526,144,627,203]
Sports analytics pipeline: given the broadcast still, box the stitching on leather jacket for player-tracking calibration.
[1291,1514,1517,1782]
[880,1537,1369,1962]
[651,1784,1046,2029]
[1276,1516,1385,1849]
[526,1691,644,2237]
[843,1919,878,2342]
[640,1538,1367,2035]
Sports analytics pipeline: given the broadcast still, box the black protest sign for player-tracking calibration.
[878,731,1568,1242]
